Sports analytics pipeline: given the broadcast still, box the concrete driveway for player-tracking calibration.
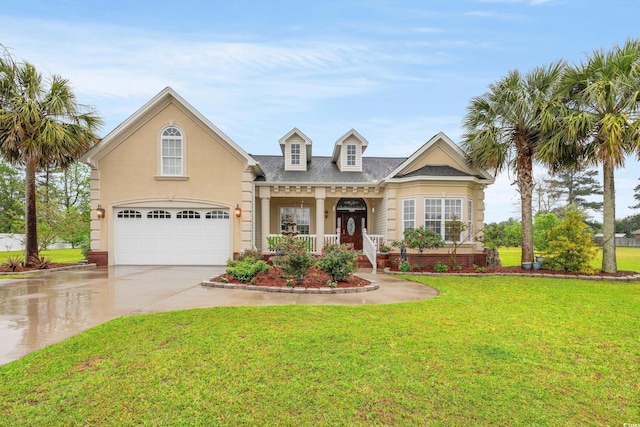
[0,266,437,365]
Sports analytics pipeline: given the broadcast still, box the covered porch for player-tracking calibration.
[256,185,386,255]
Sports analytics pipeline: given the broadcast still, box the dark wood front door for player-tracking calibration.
[339,212,366,250]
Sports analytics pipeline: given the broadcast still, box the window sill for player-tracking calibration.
[154,175,189,181]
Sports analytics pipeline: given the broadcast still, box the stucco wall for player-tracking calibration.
[94,102,249,259]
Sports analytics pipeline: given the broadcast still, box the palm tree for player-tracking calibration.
[0,50,102,263]
[538,40,640,273]
[462,61,565,265]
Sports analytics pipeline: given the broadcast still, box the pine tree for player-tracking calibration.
[546,169,603,213]
[630,178,640,210]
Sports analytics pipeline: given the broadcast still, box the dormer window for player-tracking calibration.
[161,127,183,175]
[346,144,356,166]
[291,143,301,165]
[279,128,312,171]
[332,129,368,172]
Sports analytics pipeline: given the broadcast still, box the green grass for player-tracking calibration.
[498,246,640,272]
[1,276,638,425]
[0,248,83,264]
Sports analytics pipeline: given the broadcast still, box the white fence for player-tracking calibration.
[0,234,24,251]
[0,234,72,251]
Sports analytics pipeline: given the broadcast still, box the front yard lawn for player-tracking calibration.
[0,248,83,264]
[499,246,640,271]
[1,275,638,425]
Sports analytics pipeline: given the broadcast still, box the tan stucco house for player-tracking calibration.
[81,87,494,266]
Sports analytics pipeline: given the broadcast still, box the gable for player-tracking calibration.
[81,87,258,171]
[387,132,494,183]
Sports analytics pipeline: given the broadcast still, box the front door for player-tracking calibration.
[339,211,366,250]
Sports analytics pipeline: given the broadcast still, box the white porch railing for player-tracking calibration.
[324,234,340,246]
[267,234,340,253]
[362,230,377,274]
[367,234,385,252]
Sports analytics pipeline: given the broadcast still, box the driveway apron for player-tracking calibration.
[0,266,436,365]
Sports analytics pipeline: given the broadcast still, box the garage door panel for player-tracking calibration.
[114,208,230,265]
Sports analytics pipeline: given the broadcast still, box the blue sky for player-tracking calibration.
[2,0,640,223]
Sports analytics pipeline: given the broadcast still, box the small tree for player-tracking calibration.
[543,209,597,273]
[533,212,560,252]
[395,226,444,254]
[444,219,484,269]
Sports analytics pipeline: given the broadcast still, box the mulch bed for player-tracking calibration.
[0,263,75,274]
[389,265,638,278]
[214,267,370,288]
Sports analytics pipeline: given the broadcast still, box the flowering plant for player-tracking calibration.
[379,242,391,253]
[274,236,314,284]
[317,243,358,282]
[392,226,444,254]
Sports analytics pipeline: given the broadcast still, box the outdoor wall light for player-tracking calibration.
[96,204,106,219]
[234,204,242,218]
[325,210,329,219]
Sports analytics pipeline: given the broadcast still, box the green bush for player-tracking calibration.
[533,213,560,252]
[316,244,359,282]
[274,236,314,284]
[226,257,270,282]
[543,210,597,273]
[399,260,411,272]
[434,263,449,273]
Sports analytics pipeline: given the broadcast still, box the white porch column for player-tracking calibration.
[315,187,326,254]
[259,186,271,253]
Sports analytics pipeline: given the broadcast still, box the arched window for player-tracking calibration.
[161,127,183,175]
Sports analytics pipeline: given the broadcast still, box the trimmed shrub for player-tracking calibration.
[316,244,359,282]
[226,257,270,282]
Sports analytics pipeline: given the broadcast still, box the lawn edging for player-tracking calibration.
[201,275,379,294]
[0,263,97,277]
[384,267,640,281]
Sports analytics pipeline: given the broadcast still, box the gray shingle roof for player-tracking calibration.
[394,164,475,179]
[252,155,406,183]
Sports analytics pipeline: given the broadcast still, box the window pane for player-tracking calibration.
[161,127,183,176]
[280,207,310,234]
[424,199,441,235]
[403,199,415,231]
[291,144,300,165]
[347,144,356,166]
[444,199,462,241]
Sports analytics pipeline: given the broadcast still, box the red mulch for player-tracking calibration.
[214,267,370,288]
[0,263,74,273]
[389,265,637,278]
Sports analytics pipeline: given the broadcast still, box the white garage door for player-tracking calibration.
[114,208,231,265]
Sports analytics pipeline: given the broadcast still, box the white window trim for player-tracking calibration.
[402,198,416,234]
[291,143,301,165]
[346,144,356,166]
[467,198,473,242]
[424,197,464,242]
[157,125,187,177]
[279,205,312,235]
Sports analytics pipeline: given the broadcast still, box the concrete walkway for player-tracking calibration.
[0,266,438,365]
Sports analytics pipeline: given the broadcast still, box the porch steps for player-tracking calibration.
[357,255,373,268]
